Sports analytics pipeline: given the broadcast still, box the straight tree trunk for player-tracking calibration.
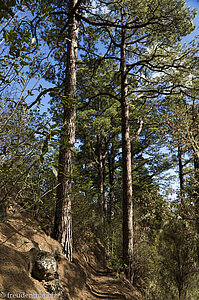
[120,24,134,282]
[107,144,115,256]
[52,0,78,261]
[177,140,184,199]
[194,154,199,204]
[97,139,107,219]
[108,143,115,222]
[98,150,104,217]
[194,153,199,263]
[102,156,107,215]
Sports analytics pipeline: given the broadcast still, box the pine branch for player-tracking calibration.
[27,87,61,109]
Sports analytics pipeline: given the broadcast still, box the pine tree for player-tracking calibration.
[51,0,81,261]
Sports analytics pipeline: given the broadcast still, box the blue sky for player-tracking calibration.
[185,0,199,41]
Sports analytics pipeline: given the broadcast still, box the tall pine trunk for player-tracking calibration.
[52,0,78,261]
[102,156,107,216]
[121,24,134,282]
[107,143,115,255]
[96,135,107,219]
[194,153,199,263]
[108,143,115,222]
[177,140,184,201]
[98,149,104,217]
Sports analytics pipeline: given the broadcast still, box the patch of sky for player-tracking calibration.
[158,149,179,201]
[183,0,199,43]
[142,145,180,201]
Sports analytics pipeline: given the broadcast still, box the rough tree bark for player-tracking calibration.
[120,22,134,282]
[194,153,199,263]
[96,135,108,218]
[102,157,107,215]
[52,0,79,261]
[98,147,104,217]
[107,143,115,255]
[192,104,199,263]
[108,143,115,222]
[177,140,184,200]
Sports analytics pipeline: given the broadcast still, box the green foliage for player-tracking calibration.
[0,97,56,227]
[147,217,198,299]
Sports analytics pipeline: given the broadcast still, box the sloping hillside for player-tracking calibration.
[0,206,141,300]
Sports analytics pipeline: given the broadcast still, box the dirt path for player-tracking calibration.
[0,206,141,300]
[77,251,141,300]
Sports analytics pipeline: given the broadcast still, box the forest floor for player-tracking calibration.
[0,206,142,300]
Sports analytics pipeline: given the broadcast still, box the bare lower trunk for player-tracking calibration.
[52,0,78,261]
[108,144,115,222]
[194,154,199,204]
[98,157,107,218]
[178,141,184,199]
[194,153,199,263]
[102,157,107,215]
[121,24,134,282]
[98,155,104,217]
[107,144,115,256]
[97,136,107,219]
[178,141,185,216]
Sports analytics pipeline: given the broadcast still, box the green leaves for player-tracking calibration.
[51,165,58,178]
